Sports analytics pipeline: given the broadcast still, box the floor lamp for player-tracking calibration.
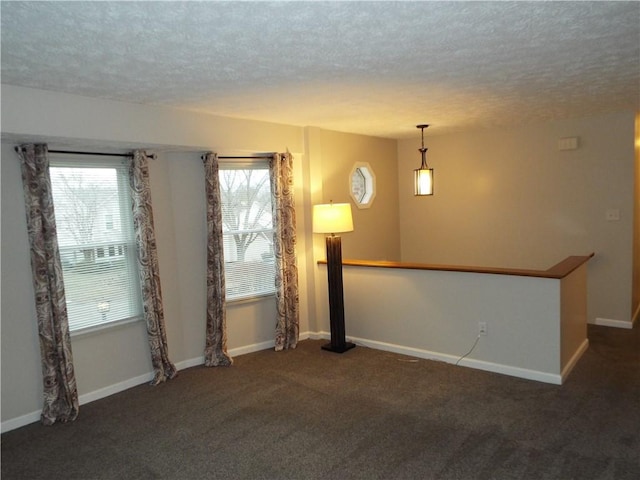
[313,202,356,353]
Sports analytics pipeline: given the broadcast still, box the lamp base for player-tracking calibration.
[321,341,356,354]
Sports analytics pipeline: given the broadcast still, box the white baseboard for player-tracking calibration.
[174,356,204,370]
[593,317,634,329]
[1,411,42,434]
[561,338,589,383]
[78,372,154,406]
[177,333,317,366]
[1,372,155,434]
[347,334,563,385]
[306,331,329,341]
[2,329,572,433]
[460,357,562,385]
[299,331,313,340]
[229,339,275,357]
[1,337,284,434]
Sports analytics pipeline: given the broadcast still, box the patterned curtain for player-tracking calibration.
[18,144,80,425]
[203,153,233,366]
[128,151,177,385]
[270,152,300,350]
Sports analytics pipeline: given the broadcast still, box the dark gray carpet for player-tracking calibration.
[2,324,639,479]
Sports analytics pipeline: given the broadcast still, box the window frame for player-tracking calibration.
[218,160,276,303]
[49,156,143,336]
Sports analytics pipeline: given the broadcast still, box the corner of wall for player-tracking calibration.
[633,112,640,317]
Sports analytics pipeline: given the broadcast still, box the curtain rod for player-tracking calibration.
[14,147,156,160]
[201,154,274,160]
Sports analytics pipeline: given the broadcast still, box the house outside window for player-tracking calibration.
[219,162,276,301]
[50,160,142,332]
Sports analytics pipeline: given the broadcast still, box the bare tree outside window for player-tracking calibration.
[50,168,118,263]
[219,168,272,262]
[219,166,275,300]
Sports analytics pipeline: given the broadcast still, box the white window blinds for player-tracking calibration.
[50,161,142,332]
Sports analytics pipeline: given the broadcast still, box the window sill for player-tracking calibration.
[70,315,144,339]
[227,292,275,306]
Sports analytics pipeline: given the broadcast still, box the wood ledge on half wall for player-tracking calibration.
[318,253,595,280]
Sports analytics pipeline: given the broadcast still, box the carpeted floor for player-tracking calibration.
[2,324,639,479]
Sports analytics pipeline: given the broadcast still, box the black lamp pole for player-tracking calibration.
[322,234,355,353]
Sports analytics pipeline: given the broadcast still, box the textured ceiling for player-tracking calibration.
[1,1,639,139]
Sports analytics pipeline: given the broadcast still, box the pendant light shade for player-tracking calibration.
[414,124,434,196]
[415,166,434,196]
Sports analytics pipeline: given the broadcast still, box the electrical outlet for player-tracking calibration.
[605,209,620,221]
[478,322,488,336]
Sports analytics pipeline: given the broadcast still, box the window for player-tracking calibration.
[219,162,276,301]
[50,160,142,332]
[349,162,376,208]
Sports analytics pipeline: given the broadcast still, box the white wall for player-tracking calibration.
[1,143,48,425]
[0,85,304,153]
[334,263,582,384]
[398,112,636,325]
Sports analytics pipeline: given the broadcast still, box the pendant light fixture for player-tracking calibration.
[414,124,434,196]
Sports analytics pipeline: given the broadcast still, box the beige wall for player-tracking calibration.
[311,128,401,261]
[305,127,401,337]
[560,264,588,372]
[398,112,636,325]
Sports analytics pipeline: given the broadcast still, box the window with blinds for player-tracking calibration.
[50,160,142,332]
[219,163,276,301]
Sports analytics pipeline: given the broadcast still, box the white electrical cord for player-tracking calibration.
[455,334,481,366]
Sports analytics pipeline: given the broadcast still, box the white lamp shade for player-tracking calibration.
[414,168,434,196]
[313,203,354,234]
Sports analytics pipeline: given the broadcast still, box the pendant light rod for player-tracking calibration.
[417,124,429,169]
